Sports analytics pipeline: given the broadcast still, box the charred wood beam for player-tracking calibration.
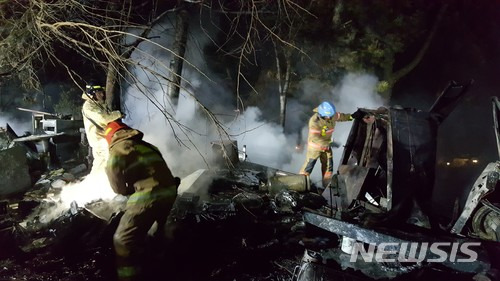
[385,110,394,211]
[429,79,474,124]
[492,96,500,159]
[303,212,490,273]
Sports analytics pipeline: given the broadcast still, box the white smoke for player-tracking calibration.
[23,169,121,224]
[58,171,117,208]
[228,106,293,169]
[119,17,387,187]
[28,15,388,221]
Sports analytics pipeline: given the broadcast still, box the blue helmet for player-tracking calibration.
[317,101,336,118]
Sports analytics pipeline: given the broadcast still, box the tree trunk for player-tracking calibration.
[382,4,448,101]
[105,61,119,110]
[104,1,123,110]
[169,3,189,107]
[105,2,172,111]
[274,40,292,128]
[332,0,344,26]
[280,56,291,128]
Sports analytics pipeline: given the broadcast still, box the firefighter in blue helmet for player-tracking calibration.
[300,101,353,188]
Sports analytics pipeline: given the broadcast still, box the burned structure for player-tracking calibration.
[298,80,500,280]
[0,125,34,196]
[0,121,322,280]
[322,81,476,225]
[0,81,499,281]
[1,107,85,196]
[448,96,500,242]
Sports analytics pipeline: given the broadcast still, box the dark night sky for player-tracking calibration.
[392,0,500,217]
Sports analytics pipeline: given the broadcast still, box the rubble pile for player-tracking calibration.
[0,126,37,196]
[164,164,327,280]
[0,159,324,281]
[0,163,119,281]
[1,90,499,281]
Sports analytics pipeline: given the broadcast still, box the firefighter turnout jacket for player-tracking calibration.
[306,109,352,151]
[81,93,122,172]
[105,127,177,281]
[106,128,177,197]
[300,108,352,186]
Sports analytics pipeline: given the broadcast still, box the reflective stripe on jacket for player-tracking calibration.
[127,185,177,205]
[306,111,352,151]
[105,128,177,197]
[81,93,122,152]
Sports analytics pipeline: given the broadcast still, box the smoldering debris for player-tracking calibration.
[1,149,497,281]
[0,166,123,281]
[0,148,319,281]
[2,90,500,281]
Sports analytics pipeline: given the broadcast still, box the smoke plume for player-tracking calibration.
[121,16,387,186]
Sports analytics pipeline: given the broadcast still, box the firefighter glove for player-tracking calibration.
[351,109,368,120]
[329,141,341,148]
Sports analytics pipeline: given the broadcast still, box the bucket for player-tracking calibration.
[268,174,310,193]
[340,236,356,254]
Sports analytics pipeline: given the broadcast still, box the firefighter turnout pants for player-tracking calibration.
[300,147,333,188]
[114,186,177,281]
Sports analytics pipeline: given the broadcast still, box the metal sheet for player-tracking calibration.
[451,162,499,234]
[337,165,370,209]
[303,212,490,273]
[13,133,64,142]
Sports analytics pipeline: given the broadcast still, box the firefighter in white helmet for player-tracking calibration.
[81,82,123,173]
